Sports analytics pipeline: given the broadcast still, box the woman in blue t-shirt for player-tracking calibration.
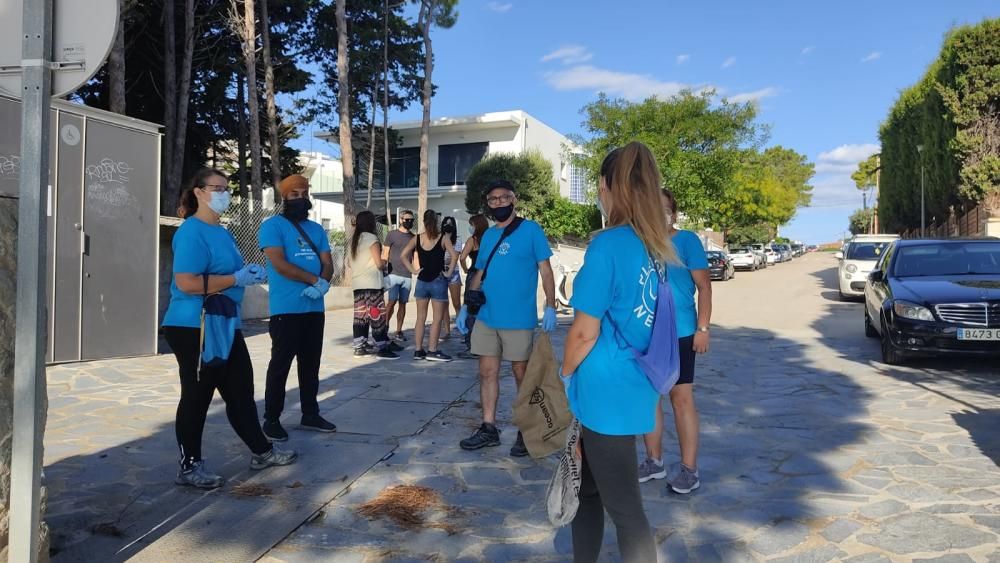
[162,169,297,490]
[561,143,678,563]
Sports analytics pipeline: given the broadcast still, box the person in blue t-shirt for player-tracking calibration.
[455,179,557,457]
[561,143,677,562]
[257,174,337,442]
[162,168,297,490]
[637,188,713,495]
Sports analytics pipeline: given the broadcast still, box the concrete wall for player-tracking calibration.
[523,114,573,198]
[0,196,50,561]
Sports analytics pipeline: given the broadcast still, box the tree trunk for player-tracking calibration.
[108,0,127,114]
[242,0,264,204]
[417,1,434,223]
[259,0,282,203]
[366,90,377,209]
[162,0,177,214]
[336,0,356,218]
[173,0,196,196]
[236,72,249,201]
[382,0,391,219]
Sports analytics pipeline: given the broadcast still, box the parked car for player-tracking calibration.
[764,246,780,265]
[777,244,794,261]
[750,243,769,268]
[837,234,900,300]
[864,238,1000,365]
[807,245,819,253]
[792,243,805,257]
[728,245,762,271]
[706,250,735,281]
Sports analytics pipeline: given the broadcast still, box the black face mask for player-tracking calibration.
[401,219,414,230]
[282,198,312,221]
[491,204,514,222]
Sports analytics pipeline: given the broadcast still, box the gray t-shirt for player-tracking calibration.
[385,229,415,277]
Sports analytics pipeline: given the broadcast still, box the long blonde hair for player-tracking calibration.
[600,142,678,265]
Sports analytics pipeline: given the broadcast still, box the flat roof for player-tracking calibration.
[315,110,527,142]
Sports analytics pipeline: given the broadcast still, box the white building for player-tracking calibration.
[313,110,588,225]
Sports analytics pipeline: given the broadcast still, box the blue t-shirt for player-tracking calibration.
[474,219,553,330]
[666,230,709,337]
[162,217,245,328]
[566,226,661,436]
[258,216,331,316]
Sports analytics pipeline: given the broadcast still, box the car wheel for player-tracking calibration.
[880,318,904,365]
[864,308,878,338]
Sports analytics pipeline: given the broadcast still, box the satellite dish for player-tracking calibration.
[0,0,120,98]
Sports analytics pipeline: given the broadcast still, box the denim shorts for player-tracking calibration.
[386,274,412,304]
[414,276,449,302]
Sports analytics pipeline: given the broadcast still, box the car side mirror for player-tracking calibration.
[869,270,883,283]
[834,251,844,260]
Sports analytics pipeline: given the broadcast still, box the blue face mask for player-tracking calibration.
[208,191,231,215]
[468,226,475,236]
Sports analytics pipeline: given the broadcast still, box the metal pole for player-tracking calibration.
[920,163,925,237]
[11,0,53,561]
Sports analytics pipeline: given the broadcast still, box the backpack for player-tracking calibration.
[606,262,681,395]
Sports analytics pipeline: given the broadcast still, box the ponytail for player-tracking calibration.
[422,209,440,240]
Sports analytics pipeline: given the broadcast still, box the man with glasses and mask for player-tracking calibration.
[257,174,337,442]
[384,209,417,341]
[456,180,558,456]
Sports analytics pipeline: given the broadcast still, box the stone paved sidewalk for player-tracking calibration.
[42,256,1000,562]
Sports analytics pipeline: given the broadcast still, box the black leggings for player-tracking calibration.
[572,425,656,563]
[264,312,325,420]
[164,327,271,469]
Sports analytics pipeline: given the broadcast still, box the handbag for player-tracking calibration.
[465,217,523,314]
[198,275,239,380]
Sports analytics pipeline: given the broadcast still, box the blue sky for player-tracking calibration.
[292,0,1000,244]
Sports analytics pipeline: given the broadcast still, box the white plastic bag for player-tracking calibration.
[545,418,582,527]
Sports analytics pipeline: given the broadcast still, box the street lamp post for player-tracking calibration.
[917,144,925,237]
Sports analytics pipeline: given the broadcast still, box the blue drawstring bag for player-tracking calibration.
[198,276,239,379]
[606,262,681,395]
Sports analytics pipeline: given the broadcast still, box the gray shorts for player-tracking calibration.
[470,320,534,362]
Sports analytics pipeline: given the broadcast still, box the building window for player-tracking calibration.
[388,147,420,190]
[322,218,331,230]
[569,162,589,203]
[438,142,488,186]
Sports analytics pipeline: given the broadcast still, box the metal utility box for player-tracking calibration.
[0,94,161,363]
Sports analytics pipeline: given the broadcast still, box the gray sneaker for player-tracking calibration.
[668,463,700,494]
[637,458,667,483]
[175,460,224,489]
[250,445,298,470]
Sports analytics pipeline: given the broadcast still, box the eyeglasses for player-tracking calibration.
[487,194,514,205]
[199,184,229,193]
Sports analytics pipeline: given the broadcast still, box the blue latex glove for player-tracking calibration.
[312,277,331,296]
[301,285,322,299]
[456,306,470,335]
[233,264,267,287]
[542,306,557,333]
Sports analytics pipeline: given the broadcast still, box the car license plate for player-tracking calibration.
[957,328,1000,341]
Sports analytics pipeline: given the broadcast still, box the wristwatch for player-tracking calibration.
[697,326,710,333]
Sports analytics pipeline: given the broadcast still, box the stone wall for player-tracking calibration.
[0,195,50,561]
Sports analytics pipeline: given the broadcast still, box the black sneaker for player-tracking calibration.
[414,349,427,361]
[510,431,529,457]
[262,418,288,442]
[386,341,405,353]
[460,423,501,450]
[300,414,337,433]
[456,349,477,360]
[394,332,407,342]
[425,350,452,363]
[376,348,400,360]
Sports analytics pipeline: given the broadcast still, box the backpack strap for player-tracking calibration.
[284,215,322,257]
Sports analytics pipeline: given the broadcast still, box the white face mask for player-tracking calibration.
[468,226,475,236]
[208,191,231,214]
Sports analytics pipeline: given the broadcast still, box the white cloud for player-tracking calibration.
[816,143,880,173]
[544,65,693,100]
[676,54,690,65]
[801,46,815,55]
[808,175,865,207]
[861,51,882,63]
[486,2,513,13]
[727,87,780,104]
[540,45,593,65]
[722,56,737,69]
